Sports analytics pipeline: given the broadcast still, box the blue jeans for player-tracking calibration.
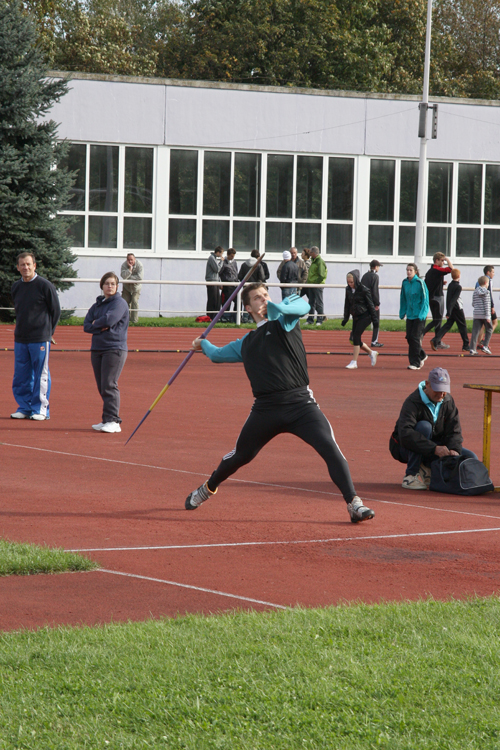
[13,341,51,418]
[399,420,477,476]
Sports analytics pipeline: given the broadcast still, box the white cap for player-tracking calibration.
[283,251,291,260]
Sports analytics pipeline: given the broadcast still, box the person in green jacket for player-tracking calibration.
[400,263,430,370]
[306,246,328,325]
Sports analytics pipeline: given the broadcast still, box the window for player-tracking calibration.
[296,156,322,219]
[203,151,231,216]
[266,155,293,218]
[234,153,261,217]
[369,160,395,255]
[169,150,198,215]
[326,157,354,254]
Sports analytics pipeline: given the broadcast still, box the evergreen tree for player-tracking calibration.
[0,1,76,321]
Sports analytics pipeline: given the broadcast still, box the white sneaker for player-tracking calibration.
[402,473,427,490]
[100,422,121,433]
[482,346,492,355]
[92,423,105,431]
[30,414,47,421]
[11,411,29,419]
[370,350,378,367]
[407,364,420,370]
[345,360,358,369]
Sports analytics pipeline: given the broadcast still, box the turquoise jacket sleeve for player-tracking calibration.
[399,281,407,320]
[267,294,310,331]
[418,278,430,320]
[200,337,244,362]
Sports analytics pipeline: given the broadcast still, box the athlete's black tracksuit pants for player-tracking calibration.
[206,390,357,503]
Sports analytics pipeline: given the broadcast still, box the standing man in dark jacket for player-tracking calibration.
[11,252,61,421]
[361,260,383,347]
[205,246,224,320]
[389,367,476,490]
[277,250,300,299]
[422,252,454,350]
[432,268,469,351]
[220,248,238,318]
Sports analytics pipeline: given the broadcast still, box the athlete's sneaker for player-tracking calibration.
[469,350,477,356]
[100,422,121,433]
[420,464,431,488]
[185,481,217,510]
[10,411,29,419]
[477,342,484,350]
[421,354,428,364]
[462,346,470,352]
[402,473,427,490]
[407,364,420,370]
[430,338,438,351]
[346,360,358,369]
[92,423,105,431]
[370,350,378,367]
[371,341,384,347]
[347,496,375,523]
[482,346,492,355]
[436,342,450,350]
[30,414,47,421]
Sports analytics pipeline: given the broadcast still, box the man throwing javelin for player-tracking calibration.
[186,282,374,523]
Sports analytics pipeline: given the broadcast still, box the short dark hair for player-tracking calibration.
[484,265,494,275]
[250,249,260,259]
[17,251,36,264]
[214,246,224,254]
[242,282,267,307]
[100,272,119,289]
[227,247,236,256]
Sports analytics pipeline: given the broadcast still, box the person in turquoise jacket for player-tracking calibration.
[399,263,430,370]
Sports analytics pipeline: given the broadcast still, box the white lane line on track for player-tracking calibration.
[97,568,287,609]
[3,441,500,522]
[68,526,500,553]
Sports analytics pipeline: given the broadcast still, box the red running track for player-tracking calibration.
[0,328,499,631]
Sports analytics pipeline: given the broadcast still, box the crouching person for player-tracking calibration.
[389,367,477,490]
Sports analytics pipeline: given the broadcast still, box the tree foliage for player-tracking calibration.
[0,0,76,320]
[22,0,500,99]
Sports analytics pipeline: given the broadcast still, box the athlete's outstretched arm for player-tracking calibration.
[192,336,245,363]
[267,294,310,331]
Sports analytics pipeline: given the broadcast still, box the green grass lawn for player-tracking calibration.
[0,598,499,748]
[0,539,98,577]
[59,316,488,334]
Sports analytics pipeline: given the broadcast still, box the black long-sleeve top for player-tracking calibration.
[11,275,61,344]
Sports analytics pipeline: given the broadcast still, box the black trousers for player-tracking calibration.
[207,395,357,503]
[91,349,127,423]
[206,285,220,320]
[405,318,426,367]
[435,308,469,347]
[371,309,380,343]
[423,297,444,339]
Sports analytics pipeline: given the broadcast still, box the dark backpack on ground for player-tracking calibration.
[429,455,494,495]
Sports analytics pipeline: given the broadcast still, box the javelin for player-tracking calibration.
[125,253,266,445]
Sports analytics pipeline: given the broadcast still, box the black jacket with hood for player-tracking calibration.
[342,269,377,325]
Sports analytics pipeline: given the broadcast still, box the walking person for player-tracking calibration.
[399,263,430,370]
[475,265,497,350]
[186,283,375,524]
[470,275,493,356]
[120,253,143,324]
[361,260,383,347]
[83,272,129,433]
[305,246,327,325]
[432,268,469,352]
[422,252,454,350]
[341,270,379,370]
[10,252,61,421]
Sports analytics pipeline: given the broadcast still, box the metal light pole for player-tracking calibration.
[414,0,434,266]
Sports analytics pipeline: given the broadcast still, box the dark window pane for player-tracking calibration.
[203,152,231,216]
[169,218,196,250]
[427,162,452,223]
[484,165,500,225]
[61,144,86,211]
[328,158,354,220]
[456,227,480,257]
[457,163,482,225]
[233,220,259,251]
[326,224,352,254]
[369,160,395,222]
[368,225,393,254]
[234,153,261,217]
[296,156,322,219]
[265,222,292,252]
[169,150,198,215]
[125,147,153,213]
[88,216,117,248]
[202,219,229,250]
[484,228,500,257]
[266,155,293,218]
[66,215,84,247]
[398,226,415,255]
[124,217,152,249]
[426,226,450,255]
[295,222,321,248]
[400,161,418,222]
[89,145,118,212]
